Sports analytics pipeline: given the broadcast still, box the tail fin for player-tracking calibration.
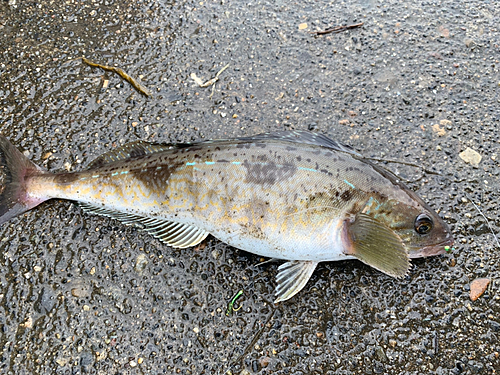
[0,135,48,225]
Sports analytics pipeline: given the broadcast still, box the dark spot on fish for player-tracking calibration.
[307,158,311,162]
[130,162,181,193]
[312,150,321,155]
[236,144,251,149]
[217,159,229,163]
[341,190,352,201]
[286,146,297,151]
[55,173,80,185]
[296,156,302,162]
[325,152,333,157]
[243,160,297,186]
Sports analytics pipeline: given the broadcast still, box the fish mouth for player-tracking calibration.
[409,236,454,259]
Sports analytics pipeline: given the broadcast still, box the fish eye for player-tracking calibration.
[415,214,433,235]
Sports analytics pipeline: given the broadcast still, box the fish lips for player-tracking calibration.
[409,235,454,258]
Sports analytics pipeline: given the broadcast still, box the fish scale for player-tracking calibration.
[0,131,453,302]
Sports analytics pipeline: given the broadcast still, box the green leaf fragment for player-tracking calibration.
[226,290,244,316]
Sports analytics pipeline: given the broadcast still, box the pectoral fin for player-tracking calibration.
[344,212,410,277]
[274,260,319,303]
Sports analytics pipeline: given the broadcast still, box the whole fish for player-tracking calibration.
[0,131,453,302]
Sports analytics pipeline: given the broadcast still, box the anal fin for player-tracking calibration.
[274,260,318,303]
[80,203,209,249]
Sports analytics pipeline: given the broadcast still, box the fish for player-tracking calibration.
[0,131,453,302]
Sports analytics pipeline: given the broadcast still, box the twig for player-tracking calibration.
[81,57,152,97]
[222,305,275,374]
[465,192,500,248]
[191,63,230,88]
[309,22,364,35]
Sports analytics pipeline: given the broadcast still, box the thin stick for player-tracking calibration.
[81,57,152,97]
[310,22,364,35]
[363,157,442,176]
[465,192,500,248]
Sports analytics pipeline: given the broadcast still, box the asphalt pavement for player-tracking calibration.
[0,0,498,374]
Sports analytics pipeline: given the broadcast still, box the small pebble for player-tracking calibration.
[464,38,474,47]
[431,124,446,136]
[134,254,148,273]
[71,287,91,298]
[470,278,490,301]
[459,148,482,166]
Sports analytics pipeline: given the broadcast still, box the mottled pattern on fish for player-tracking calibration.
[31,139,405,257]
[0,131,454,302]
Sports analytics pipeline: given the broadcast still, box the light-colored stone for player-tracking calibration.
[459,147,482,166]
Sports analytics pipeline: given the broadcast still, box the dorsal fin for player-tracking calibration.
[80,203,209,248]
[177,130,360,155]
[88,141,172,169]
[236,131,361,155]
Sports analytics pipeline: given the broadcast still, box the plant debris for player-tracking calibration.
[225,289,243,316]
[81,57,152,97]
[191,63,230,98]
[309,22,364,35]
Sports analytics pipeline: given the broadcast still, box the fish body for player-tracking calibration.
[0,131,453,302]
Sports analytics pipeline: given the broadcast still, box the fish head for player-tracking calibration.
[367,193,454,259]
[394,204,454,259]
[343,190,453,278]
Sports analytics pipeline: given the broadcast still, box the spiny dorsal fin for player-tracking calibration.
[274,260,319,303]
[80,203,209,248]
[243,131,361,155]
[181,130,360,155]
[344,212,410,277]
[88,141,172,169]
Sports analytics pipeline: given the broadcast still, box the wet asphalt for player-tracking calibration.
[0,0,499,374]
